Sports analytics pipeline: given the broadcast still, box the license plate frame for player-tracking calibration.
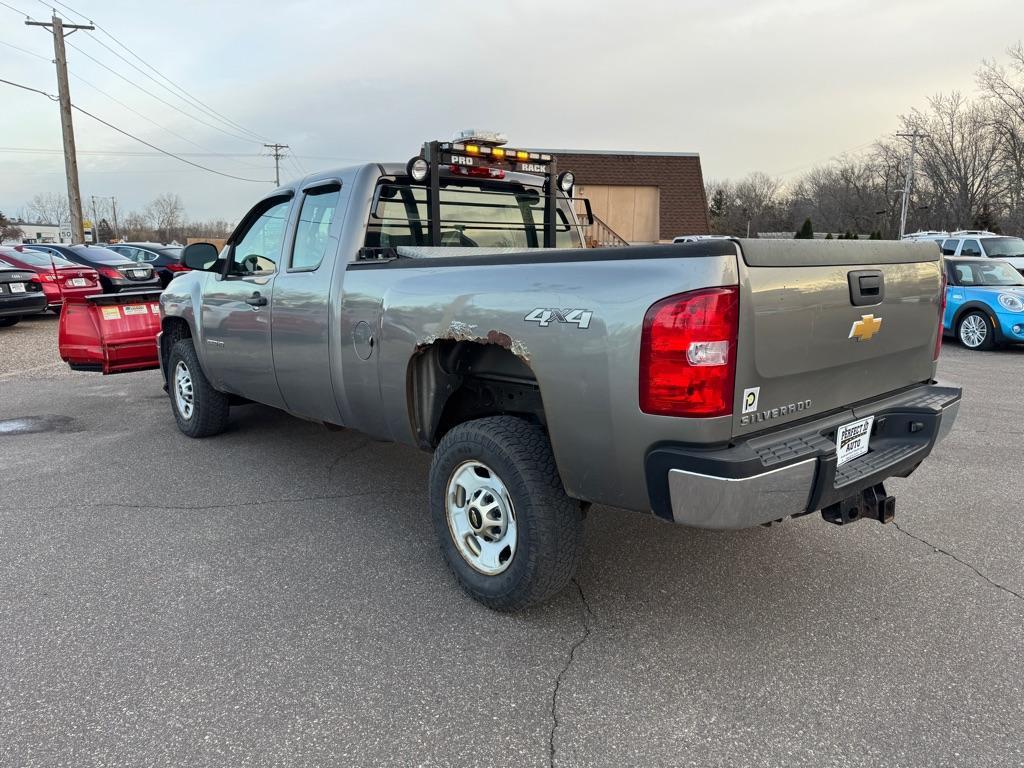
[836,415,874,466]
[8,282,25,293]
[67,278,88,287]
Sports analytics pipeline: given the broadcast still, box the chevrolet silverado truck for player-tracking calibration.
[156,135,961,611]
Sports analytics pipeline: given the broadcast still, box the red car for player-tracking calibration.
[0,246,101,312]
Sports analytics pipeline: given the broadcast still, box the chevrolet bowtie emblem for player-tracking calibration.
[849,314,883,341]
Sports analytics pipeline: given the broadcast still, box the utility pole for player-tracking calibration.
[26,15,94,245]
[110,196,119,240]
[264,143,289,186]
[897,131,928,239]
[89,194,99,243]
[89,194,119,241]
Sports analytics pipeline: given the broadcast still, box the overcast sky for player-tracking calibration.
[2,0,1023,223]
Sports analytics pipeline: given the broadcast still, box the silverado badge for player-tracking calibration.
[849,314,883,342]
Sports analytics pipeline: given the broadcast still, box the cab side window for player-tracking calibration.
[941,239,959,256]
[230,199,291,275]
[960,239,982,257]
[291,185,340,271]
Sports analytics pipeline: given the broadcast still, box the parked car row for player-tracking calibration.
[905,230,1024,275]
[0,260,47,327]
[0,246,101,313]
[0,241,191,329]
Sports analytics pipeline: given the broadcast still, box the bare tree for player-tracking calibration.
[24,192,70,225]
[0,211,24,242]
[706,172,785,236]
[901,93,1004,229]
[979,43,1024,231]
[120,210,153,241]
[145,193,185,243]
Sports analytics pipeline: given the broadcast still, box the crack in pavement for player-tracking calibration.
[0,490,384,514]
[548,578,594,768]
[893,522,1024,602]
[327,437,372,479]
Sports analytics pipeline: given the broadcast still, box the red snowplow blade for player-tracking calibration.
[58,290,163,374]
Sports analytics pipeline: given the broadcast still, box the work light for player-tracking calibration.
[407,157,429,183]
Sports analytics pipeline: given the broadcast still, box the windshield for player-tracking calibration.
[1,249,75,268]
[69,245,131,264]
[982,237,1024,257]
[366,181,583,249]
[952,260,1024,286]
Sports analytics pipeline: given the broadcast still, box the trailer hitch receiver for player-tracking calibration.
[821,483,895,526]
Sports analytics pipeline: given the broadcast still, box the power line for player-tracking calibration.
[40,0,270,143]
[0,146,271,158]
[0,37,50,60]
[0,36,267,171]
[64,39,265,145]
[0,0,30,16]
[0,77,273,183]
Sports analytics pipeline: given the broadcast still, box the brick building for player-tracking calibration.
[545,149,710,244]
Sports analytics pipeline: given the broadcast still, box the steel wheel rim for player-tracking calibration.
[174,361,195,419]
[960,314,987,348]
[445,460,517,576]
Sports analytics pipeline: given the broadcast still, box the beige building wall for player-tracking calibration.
[576,184,660,243]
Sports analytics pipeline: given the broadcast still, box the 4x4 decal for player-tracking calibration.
[524,308,593,329]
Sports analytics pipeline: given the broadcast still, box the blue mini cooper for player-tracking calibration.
[944,257,1024,350]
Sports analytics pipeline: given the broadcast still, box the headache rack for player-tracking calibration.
[358,139,591,259]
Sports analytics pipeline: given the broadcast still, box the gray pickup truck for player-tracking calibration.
[158,136,961,610]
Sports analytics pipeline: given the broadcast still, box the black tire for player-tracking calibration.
[429,416,584,611]
[957,310,996,350]
[167,338,230,437]
[0,316,19,327]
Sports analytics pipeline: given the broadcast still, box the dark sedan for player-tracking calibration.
[23,244,161,293]
[0,262,47,327]
[106,242,188,288]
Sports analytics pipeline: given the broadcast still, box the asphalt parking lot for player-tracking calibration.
[1,313,1021,767]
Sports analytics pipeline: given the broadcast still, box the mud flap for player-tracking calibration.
[58,290,163,374]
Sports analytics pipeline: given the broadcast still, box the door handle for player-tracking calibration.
[246,291,268,307]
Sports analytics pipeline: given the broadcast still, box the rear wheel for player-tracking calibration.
[0,317,20,327]
[957,311,995,350]
[168,338,230,437]
[429,416,584,611]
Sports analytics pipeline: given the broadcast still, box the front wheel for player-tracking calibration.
[168,338,230,437]
[957,311,995,350]
[429,416,584,611]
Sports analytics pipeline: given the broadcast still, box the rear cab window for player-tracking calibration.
[290,184,341,271]
[365,180,582,250]
[960,239,982,257]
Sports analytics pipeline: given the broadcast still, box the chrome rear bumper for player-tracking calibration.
[649,382,961,529]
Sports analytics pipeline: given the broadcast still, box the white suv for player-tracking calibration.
[938,231,1024,274]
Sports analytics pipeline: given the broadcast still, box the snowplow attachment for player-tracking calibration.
[58,290,163,374]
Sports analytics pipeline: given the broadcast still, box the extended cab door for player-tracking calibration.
[200,195,293,408]
[270,180,347,423]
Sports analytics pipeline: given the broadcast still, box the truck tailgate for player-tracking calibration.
[733,239,942,436]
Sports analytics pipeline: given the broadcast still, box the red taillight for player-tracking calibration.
[99,266,123,280]
[934,271,947,361]
[640,286,739,417]
[36,273,57,282]
[165,262,189,272]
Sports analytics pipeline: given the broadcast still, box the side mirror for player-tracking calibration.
[182,242,220,271]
